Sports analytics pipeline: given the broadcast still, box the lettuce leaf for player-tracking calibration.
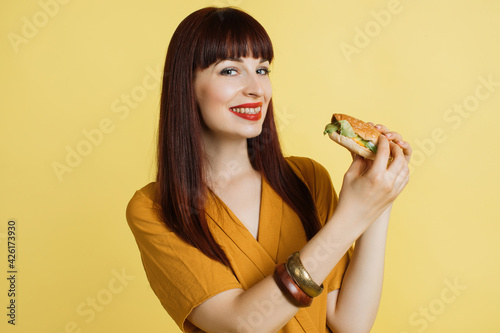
[338,120,356,138]
[323,122,340,134]
[361,139,378,153]
[323,120,355,136]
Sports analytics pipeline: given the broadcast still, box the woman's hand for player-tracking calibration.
[370,123,412,164]
[335,124,412,230]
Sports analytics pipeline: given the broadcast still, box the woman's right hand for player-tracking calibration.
[335,134,410,231]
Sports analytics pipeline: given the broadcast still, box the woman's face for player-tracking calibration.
[193,56,272,142]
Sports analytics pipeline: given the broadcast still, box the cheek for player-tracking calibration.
[196,85,234,128]
[200,83,236,109]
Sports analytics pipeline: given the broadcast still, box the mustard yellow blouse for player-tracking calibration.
[126,156,351,332]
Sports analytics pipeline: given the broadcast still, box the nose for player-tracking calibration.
[243,73,264,97]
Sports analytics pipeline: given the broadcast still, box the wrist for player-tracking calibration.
[359,206,392,241]
[300,208,362,284]
[332,200,377,237]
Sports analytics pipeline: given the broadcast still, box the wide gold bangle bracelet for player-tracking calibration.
[285,252,324,298]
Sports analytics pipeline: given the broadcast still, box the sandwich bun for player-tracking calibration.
[325,114,380,160]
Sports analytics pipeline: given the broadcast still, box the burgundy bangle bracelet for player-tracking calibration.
[273,263,312,308]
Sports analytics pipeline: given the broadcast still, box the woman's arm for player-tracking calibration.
[326,205,392,333]
[187,135,410,333]
[326,126,412,333]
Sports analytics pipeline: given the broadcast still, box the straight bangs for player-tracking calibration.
[194,8,274,69]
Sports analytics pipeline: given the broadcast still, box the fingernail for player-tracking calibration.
[375,125,381,129]
[385,133,392,138]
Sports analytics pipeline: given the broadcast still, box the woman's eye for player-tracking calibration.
[220,68,238,76]
[257,68,271,75]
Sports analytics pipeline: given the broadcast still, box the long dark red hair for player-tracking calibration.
[157,7,321,267]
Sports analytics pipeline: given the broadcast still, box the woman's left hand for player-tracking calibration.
[348,123,412,198]
[368,122,412,164]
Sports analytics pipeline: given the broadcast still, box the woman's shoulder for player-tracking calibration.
[285,156,331,183]
[135,182,158,200]
[127,182,159,205]
[126,182,161,229]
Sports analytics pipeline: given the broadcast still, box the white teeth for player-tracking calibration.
[231,106,261,114]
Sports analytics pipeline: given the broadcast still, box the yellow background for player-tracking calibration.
[1,0,499,332]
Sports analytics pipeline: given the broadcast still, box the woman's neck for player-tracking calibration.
[202,134,257,191]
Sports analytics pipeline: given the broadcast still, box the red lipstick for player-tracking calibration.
[229,102,263,121]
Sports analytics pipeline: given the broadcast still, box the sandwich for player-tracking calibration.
[324,113,380,160]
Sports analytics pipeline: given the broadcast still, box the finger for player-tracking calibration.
[374,124,390,134]
[373,123,407,145]
[384,131,403,143]
[381,144,407,199]
[370,135,391,172]
[346,153,366,176]
[387,141,406,174]
[393,167,410,197]
[374,124,404,146]
[397,140,413,164]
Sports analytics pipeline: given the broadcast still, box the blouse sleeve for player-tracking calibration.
[126,185,243,332]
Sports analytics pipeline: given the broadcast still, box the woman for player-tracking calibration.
[126,6,411,333]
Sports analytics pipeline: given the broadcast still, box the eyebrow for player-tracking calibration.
[214,57,270,66]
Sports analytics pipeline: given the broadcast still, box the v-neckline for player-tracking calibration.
[205,175,283,264]
[207,172,263,239]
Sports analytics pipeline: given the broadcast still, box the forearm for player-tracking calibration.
[328,206,392,333]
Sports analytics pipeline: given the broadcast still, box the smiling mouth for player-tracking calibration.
[229,103,263,121]
[230,106,261,114]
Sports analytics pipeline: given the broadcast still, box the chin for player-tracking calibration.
[240,125,264,139]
